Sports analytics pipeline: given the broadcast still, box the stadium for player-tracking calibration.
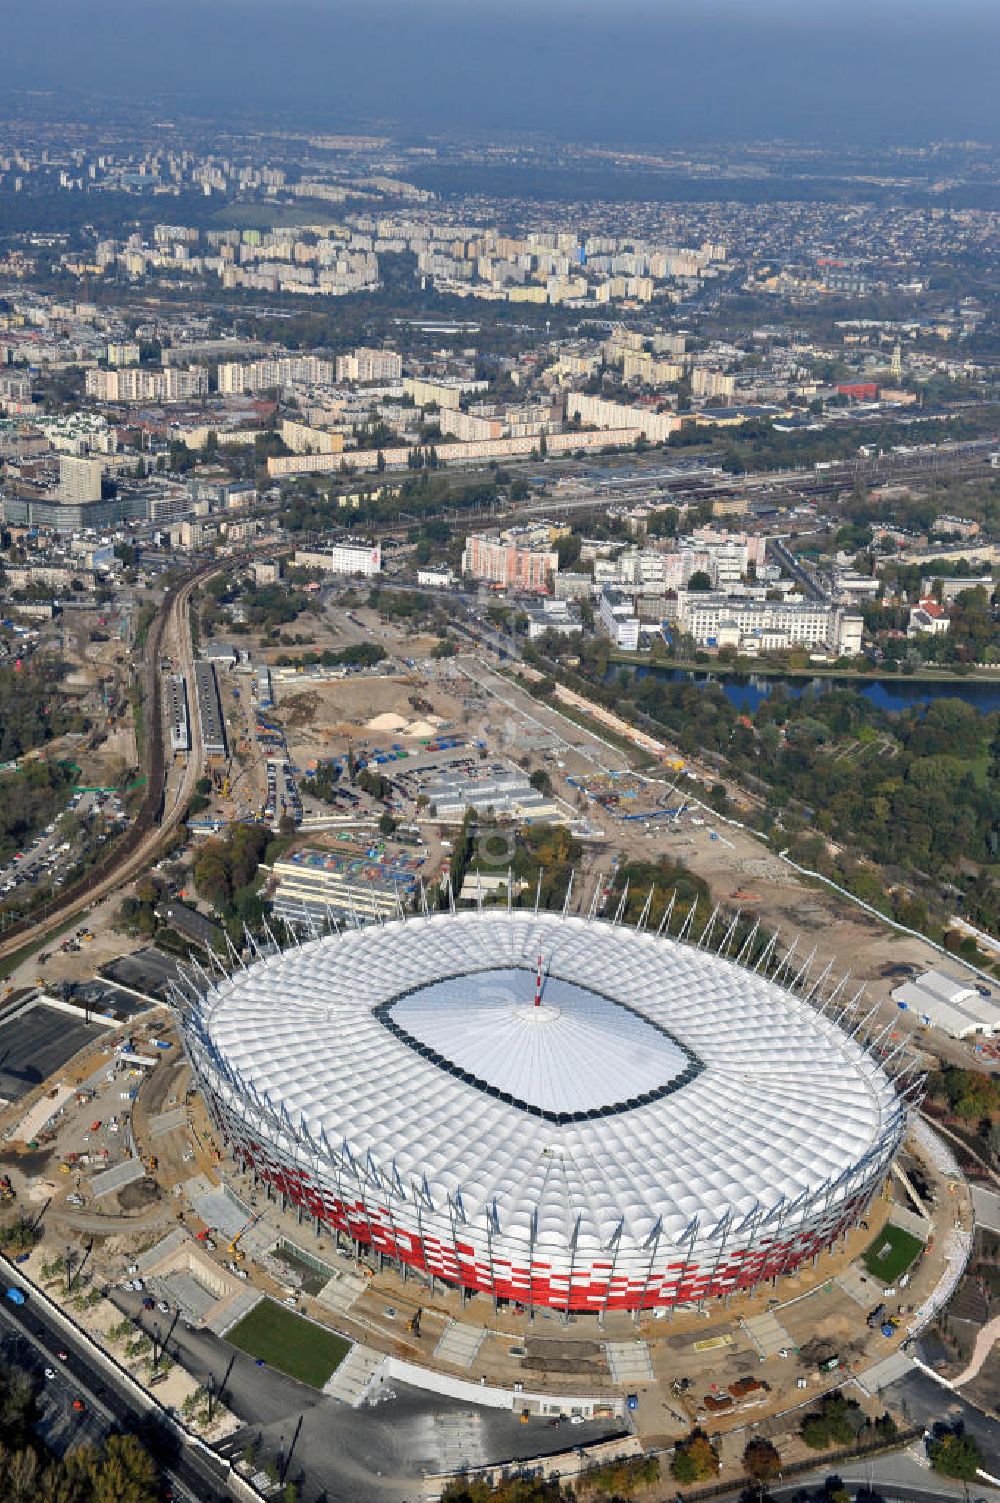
[181,908,910,1312]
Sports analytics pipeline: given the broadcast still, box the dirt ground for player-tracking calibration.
[274,671,471,760]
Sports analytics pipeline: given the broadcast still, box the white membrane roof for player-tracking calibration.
[199,911,902,1253]
[387,967,693,1116]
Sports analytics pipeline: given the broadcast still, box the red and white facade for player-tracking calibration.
[181,911,907,1313]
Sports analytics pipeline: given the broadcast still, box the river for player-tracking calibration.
[611,664,1000,715]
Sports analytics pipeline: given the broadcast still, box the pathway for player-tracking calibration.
[952,1312,1000,1387]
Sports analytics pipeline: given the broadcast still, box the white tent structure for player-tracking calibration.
[892,968,997,1040]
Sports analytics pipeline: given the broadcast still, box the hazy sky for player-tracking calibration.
[3,0,999,147]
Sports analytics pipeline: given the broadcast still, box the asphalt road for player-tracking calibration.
[0,1288,230,1503]
[0,1003,103,1101]
[116,1291,624,1503]
[0,1320,112,1458]
[882,1363,1000,1474]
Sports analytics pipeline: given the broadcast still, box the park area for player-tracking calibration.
[226,1298,350,1388]
[862,1224,924,1284]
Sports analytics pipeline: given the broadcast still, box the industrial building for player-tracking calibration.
[193,662,228,766]
[166,675,190,756]
[892,969,997,1039]
[423,766,563,823]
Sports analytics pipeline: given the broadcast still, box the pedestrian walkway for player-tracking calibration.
[434,1321,486,1369]
[740,1309,792,1359]
[605,1340,653,1384]
[855,1348,916,1395]
[323,1343,385,1406]
[315,1269,366,1316]
[952,1312,1000,1387]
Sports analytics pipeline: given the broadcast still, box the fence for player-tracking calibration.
[674,1426,923,1503]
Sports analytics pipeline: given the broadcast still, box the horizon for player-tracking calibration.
[3,0,1000,148]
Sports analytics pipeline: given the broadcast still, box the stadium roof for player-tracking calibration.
[194,911,903,1255]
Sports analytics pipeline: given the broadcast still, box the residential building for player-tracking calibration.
[598,588,640,651]
[691,368,736,400]
[292,542,382,576]
[566,392,678,444]
[85,365,208,402]
[58,454,104,504]
[335,347,403,383]
[462,531,558,594]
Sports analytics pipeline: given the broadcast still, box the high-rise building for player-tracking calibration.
[335,347,403,383]
[58,454,104,504]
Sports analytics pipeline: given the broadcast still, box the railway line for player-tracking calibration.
[0,557,223,963]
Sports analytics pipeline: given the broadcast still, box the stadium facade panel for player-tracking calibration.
[181,911,906,1311]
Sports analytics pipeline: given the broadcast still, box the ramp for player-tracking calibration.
[315,1270,366,1315]
[91,1157,145,1199]
[855,1349,916,1395]
[740,1310,792,1359]
[323,1343,385,1406]
[434,1321,486,1369]
[149,1106,188,1139]
[605,1340,653,1384]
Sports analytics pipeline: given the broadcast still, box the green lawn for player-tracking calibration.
[226,1299,349,1388]
[861,1224,924,1284]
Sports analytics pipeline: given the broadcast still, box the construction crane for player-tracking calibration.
[227,1211,264,1262]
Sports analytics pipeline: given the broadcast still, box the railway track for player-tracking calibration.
[0,558,222,963]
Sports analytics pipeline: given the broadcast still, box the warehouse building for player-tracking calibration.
[194,662,228,766]
[166,674,190,756]
[891,969,997,1039]
[423,766,563,823]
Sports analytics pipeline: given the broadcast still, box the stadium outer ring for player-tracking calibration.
[179,908,908,1314]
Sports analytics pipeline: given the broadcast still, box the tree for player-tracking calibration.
[688,570,712,591]
[743,1438,781,1488]
[378,811,398,836]
[529,768,553,797]
[928,1429,981,1480]
[671,1430,720,1483]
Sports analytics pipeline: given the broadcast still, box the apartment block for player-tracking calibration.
[462,531,558,594]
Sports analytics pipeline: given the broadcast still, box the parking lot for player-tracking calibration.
[0,1002,103,1103]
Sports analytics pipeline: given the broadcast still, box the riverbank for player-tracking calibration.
[606,659,1000,714]
[608,652,1000,684]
